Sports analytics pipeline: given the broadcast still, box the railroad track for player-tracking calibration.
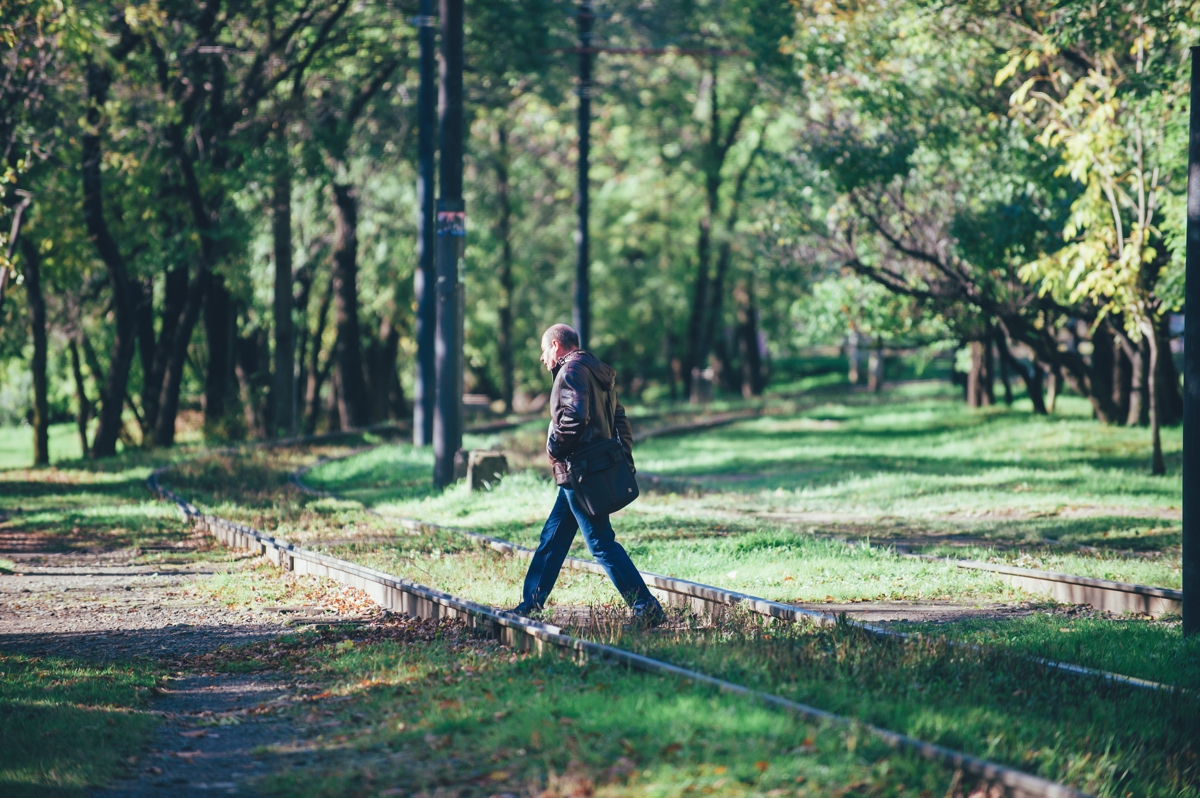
[288,448,1180,696]
[146,456,1093,798]
[904,554,1182,617]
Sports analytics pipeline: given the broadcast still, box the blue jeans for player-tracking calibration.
[521,487,660,612]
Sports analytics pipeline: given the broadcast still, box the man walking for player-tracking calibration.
[512,324,666,625]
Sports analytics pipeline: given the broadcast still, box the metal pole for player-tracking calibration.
[433,0,465,490]
[573,1,593,350]
[413,2,437,447]
[1184,47,1200,636]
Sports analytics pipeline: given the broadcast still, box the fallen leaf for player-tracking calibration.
[755,761,770,772]
[489,770,510,781]
[661,742,682,756]
[713,766,727,775]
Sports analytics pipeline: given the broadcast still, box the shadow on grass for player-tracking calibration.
[0,652,160,796]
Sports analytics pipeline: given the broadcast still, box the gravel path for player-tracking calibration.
[0,537,375,796]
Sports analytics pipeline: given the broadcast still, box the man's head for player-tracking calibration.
[540,324,580,371]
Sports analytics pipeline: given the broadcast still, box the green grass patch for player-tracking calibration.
[0,450,194,551]
[0,423,85,469]
[600,612,1199,798]
[900,611,1200,688]
[0,653,163,796]
[248,619,969,797]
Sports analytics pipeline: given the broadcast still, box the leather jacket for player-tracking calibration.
[546,350,634,486]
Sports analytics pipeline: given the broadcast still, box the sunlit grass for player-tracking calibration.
[247,621,966,798]
[600,611,1200,798]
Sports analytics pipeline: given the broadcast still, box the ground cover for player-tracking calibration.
[139,444,1200,797]
[0,422,86,468]
[231,615,975,798]
[284,385,1192,687]
[596,612,1200,798]
[899,610,1200,689]
[0,448,191,555]
[308,384,1183,586]
[128,450,983,797]
[303,445,1025,605]
[0,652,163,796]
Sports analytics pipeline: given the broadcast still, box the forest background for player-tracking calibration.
[0,0,1193,473]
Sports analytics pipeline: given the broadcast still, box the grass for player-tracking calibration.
[0,423,86,469]
[307,384,1183,588]
[900,611,1200,688]
[0,447,193,554]
[0,652,163,796]
[597,611,1200,798]
[229,618,980,798]
[124,392,1196,796]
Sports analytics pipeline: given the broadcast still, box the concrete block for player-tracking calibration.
[468,450,508,492]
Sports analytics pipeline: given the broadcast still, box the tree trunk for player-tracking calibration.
[1045,365,1060,414]
[983,331,995,405]
[686,214,713,403]
[867,339,885,393]
[1090,324,1114,418]
[1146,325,1166,475]
[685,63,722,403]
[846,332,860,384]
[292,263,314,427]
[304,277,333,436]
[272,139,295,438]
[736,278,764,398]
[327,365,342,432]
[1124,336,1146,427]
[1112,332,1132,421]
[364,317,403,423]
[152,267,208,447]
[138,265,185,439]
[69,337,91,458]
[330,182,370,429]
[494,123,515,413]
[235,325,270,439]
[82,61,140,459]
[21,236,48,465]
[996,328,1013,406]
[1154,315,1183,426]
[997,335,1046,414]
[698,138,761,393]
[204,275,237,433]
[967,340,985,407]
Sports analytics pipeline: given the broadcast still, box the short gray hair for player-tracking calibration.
[542,324,580,350]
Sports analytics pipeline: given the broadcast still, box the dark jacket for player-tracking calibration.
[546,350,634,486]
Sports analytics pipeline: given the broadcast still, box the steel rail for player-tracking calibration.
[904,554,1182,617]
[147,460,1091,798]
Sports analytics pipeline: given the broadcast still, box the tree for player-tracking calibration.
[1006,8,1188,472]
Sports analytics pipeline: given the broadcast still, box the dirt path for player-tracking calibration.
[0,537,376,796]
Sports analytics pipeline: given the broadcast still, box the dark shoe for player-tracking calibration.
[627,602,667,630]
[508,602,542,618]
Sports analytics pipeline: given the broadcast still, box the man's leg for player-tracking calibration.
[563,488,662,614]
[518,488,579,611]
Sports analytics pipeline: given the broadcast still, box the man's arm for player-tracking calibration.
[547,362,590,460]
[614,399,634,472]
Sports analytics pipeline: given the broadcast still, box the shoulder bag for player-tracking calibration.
[565,393,639,517]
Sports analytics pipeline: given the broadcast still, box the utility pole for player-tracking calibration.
[1184,46,1200,636]
[433,0,465,490]
[573,0,593,350]
[413,0,437,447]
[548,20,746,355]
